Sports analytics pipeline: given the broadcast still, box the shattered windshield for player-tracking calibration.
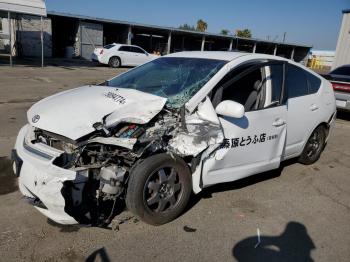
[107,57,226,108]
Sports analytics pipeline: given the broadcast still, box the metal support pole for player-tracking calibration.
[8,11,12,66]
[201,35,205,51]
[290,47,295,60]
[252,43,257,53]
[127,25,132,45]
[273,45,277,56]
[79,22,82,57]
[150,34,153,51]
[229,39,233,51]
[41,16,44,67]
[166,32,172,54]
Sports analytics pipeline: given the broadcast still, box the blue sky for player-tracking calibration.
[46,0,349,50]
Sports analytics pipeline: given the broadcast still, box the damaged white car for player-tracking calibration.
[12,52,336,226]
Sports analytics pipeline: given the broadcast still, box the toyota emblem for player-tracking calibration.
[32,114,40,123]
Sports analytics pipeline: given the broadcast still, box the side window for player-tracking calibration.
[0,18,2,32]
[103,44,115,49]
[305,71,321,94]
[285,64,309,99]
[211,61,286,111]
[211,65,263,112]
[118,46,131,52]
[269,64,283,103]
[131,46,145,54]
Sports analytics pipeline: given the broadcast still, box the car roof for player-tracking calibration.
[335,64,350,68]
[110,43,142,48]
[165,51,248,61]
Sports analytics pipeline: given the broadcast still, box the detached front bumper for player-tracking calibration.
[13,125,86,225]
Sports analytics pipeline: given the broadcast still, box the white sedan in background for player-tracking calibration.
[12,52,336,226]
[91,43,159,68]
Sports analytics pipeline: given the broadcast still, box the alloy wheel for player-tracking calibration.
[144,167,183,213]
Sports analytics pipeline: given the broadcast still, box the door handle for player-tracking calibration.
[272,118,285,127]
[310,104,319,111]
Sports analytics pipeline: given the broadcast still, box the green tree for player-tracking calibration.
[236,29,252,38]
[196,19,208,32]
[221,29,229,35]
[179,23,196,31]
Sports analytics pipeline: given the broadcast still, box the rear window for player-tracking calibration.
[103,44,115,49]
[331,66,350,76]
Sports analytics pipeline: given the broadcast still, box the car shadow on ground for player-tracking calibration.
[232,221,316,262]
[185,158,298,213]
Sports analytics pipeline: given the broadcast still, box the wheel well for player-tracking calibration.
[298,121,329,159]
[318,122,330,137]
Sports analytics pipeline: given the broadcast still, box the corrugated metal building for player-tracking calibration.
[47,11,311,62]
[0,0,47,66]
[1,10,313,63]
[333,9,350,69]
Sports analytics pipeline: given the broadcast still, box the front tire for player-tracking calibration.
[126,154,192,225]
[299,125,326,165]
[108,56,120,68]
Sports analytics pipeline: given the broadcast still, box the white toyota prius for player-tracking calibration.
[12,52,336,226]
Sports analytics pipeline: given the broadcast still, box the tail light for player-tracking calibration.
[100,49,104,55]
[332,82,350,93]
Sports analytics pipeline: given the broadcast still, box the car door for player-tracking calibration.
[117,46,136,66]
[202,61,287,187]
[283,63,322,159]
[130,46,149,65]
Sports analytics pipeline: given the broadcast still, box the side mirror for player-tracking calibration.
[215,100,245,118]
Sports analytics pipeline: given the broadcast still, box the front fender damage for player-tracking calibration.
[26,96,223,226]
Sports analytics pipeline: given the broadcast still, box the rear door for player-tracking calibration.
[202,61,287,187]
[283,64,322,158]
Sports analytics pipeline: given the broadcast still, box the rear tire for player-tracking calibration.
[298,125,326,165]
[126,154,192,225]
[108,57,120,68]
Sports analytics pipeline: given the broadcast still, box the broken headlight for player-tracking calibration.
[114,124,144,139]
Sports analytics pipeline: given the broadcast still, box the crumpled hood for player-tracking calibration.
[27,85,167,140]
